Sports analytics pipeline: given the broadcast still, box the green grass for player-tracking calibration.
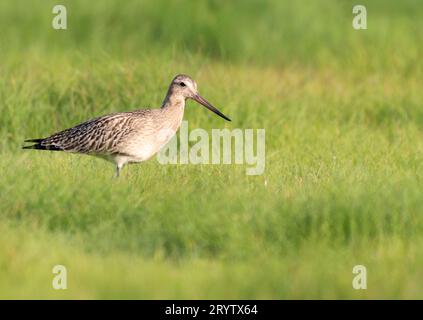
[1,0,423,299]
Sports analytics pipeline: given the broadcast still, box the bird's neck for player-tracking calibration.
[161,90,186,110]
[160,92,186,132]
[160,89,186,136]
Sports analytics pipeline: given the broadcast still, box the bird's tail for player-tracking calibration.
[22,138,44,150]
[22,138,62,151]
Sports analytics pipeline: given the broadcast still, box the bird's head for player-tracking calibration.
[167,74,231,121]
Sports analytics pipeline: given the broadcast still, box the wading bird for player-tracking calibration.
[23,74,231,177]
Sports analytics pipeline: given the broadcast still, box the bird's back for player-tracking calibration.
[25,109,157,155]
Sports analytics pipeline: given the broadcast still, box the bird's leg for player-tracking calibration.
[115,164,122,178]
[114,156,127,178]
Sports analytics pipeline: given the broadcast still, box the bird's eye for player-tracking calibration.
[180,82,186,87]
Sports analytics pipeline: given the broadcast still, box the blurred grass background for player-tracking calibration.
[1,0,423,298]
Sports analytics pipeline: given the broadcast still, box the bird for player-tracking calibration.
[23,74,231,177]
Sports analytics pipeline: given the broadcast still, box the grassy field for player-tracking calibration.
[1,0,423,299]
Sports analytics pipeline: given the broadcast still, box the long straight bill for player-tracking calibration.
[193,94,231,121]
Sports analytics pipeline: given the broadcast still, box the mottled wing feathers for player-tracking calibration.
[23,110,152,154]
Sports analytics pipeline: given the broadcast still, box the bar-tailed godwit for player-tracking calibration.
[23,74,231,176]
